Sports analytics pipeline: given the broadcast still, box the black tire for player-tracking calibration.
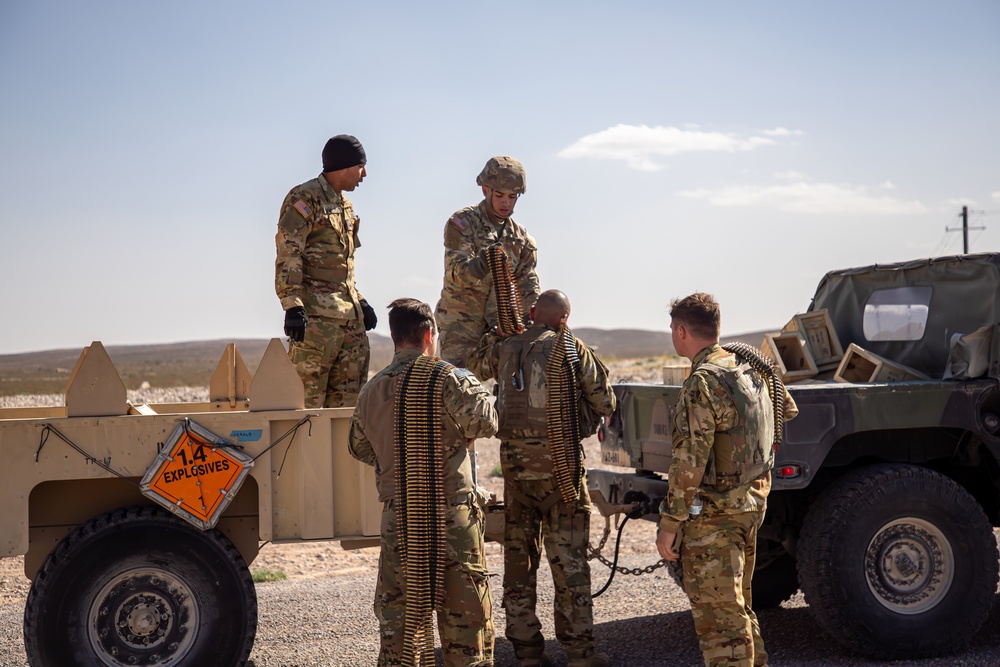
[24,505,257,667]
[748,551,799,609]
[665,543,798,609]
[797,463,998,659]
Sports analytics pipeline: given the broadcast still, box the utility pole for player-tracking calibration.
[962,205,969,253]
[946,205,985,253]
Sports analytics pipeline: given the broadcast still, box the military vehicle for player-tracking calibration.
[0,339,383,666]
[589,253,1000,659]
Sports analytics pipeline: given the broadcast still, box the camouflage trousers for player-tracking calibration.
[288,314,369,408]
[681,509,767,667]
[503,476,597,664]
[375,499,495,667]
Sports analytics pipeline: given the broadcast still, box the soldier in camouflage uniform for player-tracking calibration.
[474,290,616,667]
[435,156,541,372]
[349,298,497,667]
[656,293,798,667]
[275,135,378,408]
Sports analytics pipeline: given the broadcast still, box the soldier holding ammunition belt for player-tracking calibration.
[349,298,497,667]
[274,134,378,408]
[435,156,541,373]
[474,290,616,667]
[656,293,798,667]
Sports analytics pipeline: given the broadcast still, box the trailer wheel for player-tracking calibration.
[797,463,997,659]
[665,542,798,609]
[24,505,257,667]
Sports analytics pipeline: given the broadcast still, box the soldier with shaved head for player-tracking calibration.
[473,290,616,667]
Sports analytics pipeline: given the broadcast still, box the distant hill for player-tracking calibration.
[0,327,772,397]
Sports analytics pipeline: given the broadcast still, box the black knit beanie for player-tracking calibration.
[322,135,366,172]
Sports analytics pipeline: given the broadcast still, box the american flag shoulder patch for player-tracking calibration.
[449,215,468,230]
[293,200,311,218]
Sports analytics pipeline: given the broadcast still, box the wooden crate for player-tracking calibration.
[762,332,818,383]
[782,309,844,371]
[834,343,930,383]
[662,363,691,385]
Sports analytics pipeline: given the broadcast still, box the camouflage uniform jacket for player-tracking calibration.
[348,348,499,501]
[274,174,364,320]
[659,344,799,534]
[477,324,617,480]
[435,201,541,328]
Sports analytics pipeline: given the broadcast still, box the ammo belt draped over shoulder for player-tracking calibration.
[546,323,584,503]
[394,355,452,667]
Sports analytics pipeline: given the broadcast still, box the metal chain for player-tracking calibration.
[586,515,668,576]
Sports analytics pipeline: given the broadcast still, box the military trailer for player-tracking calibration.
[590,253,1000,659]
[0,339,383,666]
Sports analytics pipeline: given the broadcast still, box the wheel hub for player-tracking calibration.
[90,569,199,665]
[866,518,953,615]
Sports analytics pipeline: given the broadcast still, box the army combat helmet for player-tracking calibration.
[477,156,526,194]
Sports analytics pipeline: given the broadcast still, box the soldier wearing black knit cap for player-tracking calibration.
[274,134,379,408]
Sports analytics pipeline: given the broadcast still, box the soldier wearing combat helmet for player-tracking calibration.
[435,156,541,372]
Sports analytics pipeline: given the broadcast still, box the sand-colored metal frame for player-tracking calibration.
[0,339,382,579]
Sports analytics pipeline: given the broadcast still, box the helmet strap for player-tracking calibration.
[483,187,506,222]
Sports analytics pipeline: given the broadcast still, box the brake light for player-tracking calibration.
[775,465,802,479]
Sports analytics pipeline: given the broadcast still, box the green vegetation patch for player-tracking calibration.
[251,568,288,583]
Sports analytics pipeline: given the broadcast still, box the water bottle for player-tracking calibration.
[689,493,703,517]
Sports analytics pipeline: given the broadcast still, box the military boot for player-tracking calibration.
[517,654,552,667]
[567,651,609,667]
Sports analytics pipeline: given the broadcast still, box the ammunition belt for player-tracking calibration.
[485,245,526,337]
[546,324,583,503]
[722,342,786,448]
[394,355,450,666]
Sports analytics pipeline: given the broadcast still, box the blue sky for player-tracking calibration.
[1,1,998,355]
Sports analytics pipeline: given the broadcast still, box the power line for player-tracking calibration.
[945,205,986,253]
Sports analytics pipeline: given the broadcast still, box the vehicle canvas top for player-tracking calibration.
[809,252,1000,380]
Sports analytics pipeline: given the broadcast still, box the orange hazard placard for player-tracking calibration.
[140,420,254,530]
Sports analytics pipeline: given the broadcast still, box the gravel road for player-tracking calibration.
[4,382,1000,665]
[4,548,1000,667]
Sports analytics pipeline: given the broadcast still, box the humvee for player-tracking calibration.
[590,253,1000,659]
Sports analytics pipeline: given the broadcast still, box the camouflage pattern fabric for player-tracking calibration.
[435,201,540,370]
[375,500,494,667]
[681,510,764,667]
[659,343,798,667]
[275,174,368,407]
[503,477,599,666]
[348,349,498,501]
[289,314,369,408]
[348,349,499,665]
[473,325,615,664]
[475,324,617,461]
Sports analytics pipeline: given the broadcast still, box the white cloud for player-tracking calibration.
[774,170,809,181]
[879,180,895,190]
[557,124,799,171]
[759,127,805,137]
[992,191,1000,204]
[677,180,927,215]
[946,197,978,208]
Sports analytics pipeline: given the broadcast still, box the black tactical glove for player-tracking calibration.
[360,299,378,331]
[283,306,307,343]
